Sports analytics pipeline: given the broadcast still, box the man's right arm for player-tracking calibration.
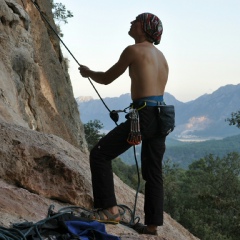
[79,46,135,85]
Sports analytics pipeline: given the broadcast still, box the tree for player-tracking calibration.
[84,120,105,150]
[177,153,240,240]
[163,159,184,220]
[50,1,73,37]
[226,110,240,129]
[50,1,73,24]
[163,153,240,240]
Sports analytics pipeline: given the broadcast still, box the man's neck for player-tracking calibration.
[133,33,146,43]
[135,39,152,45]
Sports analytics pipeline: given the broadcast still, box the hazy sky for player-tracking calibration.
[58,0,240,102]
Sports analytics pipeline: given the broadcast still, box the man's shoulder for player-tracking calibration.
[124,44,144,54]
[121,44,138,56]
[124,44,136,51]
[121,43,156,59]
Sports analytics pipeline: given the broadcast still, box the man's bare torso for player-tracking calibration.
[79,42,168,101]
[128,42,168,100]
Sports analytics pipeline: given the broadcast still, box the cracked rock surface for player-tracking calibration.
[0,0,87,151]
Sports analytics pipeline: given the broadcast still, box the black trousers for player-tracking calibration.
[90,106,166,226]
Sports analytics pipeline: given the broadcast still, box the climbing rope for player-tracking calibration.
[29,0,141,226]
[0,226,26,240]
[30,0,111,113]
[0,204,141,239]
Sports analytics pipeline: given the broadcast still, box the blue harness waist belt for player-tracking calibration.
[133,95,165,107]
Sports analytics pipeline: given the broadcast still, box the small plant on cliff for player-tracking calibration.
[50,0,73,37]
[50,0,73,24]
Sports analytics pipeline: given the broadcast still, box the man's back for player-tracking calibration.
[129,41,168,100]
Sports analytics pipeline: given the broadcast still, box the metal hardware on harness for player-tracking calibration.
[127,109,141,145]
[110,107,129,124]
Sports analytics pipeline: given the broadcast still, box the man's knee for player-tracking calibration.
[89,144,101,167]
[90,144,109,165]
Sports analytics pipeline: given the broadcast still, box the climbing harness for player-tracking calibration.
[29,0,141,228]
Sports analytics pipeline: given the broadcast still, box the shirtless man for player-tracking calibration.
[79,13,168,235]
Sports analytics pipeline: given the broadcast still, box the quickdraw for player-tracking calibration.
[127,109,142,145]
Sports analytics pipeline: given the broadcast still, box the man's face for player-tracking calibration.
[128,19,143,38]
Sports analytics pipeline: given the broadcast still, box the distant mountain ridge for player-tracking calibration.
[164,133,240,168]
[77,84,240,140]
[76,96,94,103]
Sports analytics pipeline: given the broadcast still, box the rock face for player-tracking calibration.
[0,1,199,239]
[0,0,87,151]
[0,121,199,240]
